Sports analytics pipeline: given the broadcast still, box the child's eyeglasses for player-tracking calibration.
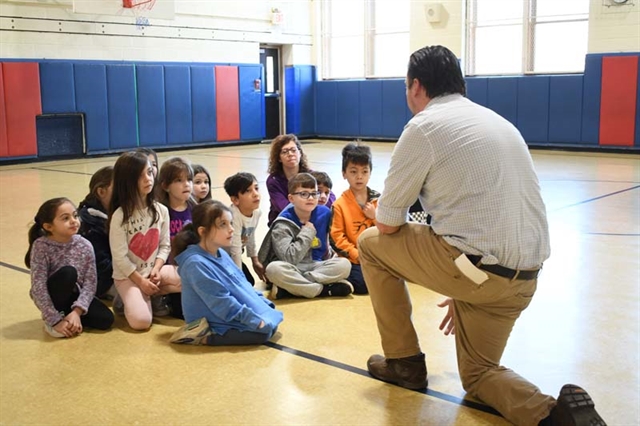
[280,147,298,156]
[292,191,320,199]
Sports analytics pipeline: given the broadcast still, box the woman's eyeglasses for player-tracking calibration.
[280,147,299,156]
[292,191,320,199]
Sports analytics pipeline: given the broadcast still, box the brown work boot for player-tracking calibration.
[545,384,606,426]
[367,353,428,390]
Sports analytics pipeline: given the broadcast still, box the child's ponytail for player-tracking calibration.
[172,223,200,259]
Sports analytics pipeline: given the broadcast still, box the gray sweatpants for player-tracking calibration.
[265,258,351,298]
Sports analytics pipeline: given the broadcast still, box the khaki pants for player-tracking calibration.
[358,224,555,426]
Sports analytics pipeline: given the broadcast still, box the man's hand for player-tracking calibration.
[437,298,455,336]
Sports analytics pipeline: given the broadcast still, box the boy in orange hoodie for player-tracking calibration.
[330,143,380,294]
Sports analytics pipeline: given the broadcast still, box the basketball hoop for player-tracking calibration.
[123,0,157,30]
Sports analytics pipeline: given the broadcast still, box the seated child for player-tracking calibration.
[310,171,332,207]
[192,164,212,203]
[26,197,114,338]
[78,166,115,299]
[258,173,352,299]
[155,157,194,318]
[330,143,380,294]
[170,200,283,346]
[223,172,265,286]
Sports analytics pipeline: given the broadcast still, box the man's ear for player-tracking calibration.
[230,196,240,206]
[288,194,294,203]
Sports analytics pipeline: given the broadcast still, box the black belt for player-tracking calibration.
[466,255,540,281]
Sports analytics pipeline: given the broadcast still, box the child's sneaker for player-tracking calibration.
[320,280,354,297]
[270,285,294,300]
[112,293,125,316]
[151,295,171,317]
[169,317,213,345]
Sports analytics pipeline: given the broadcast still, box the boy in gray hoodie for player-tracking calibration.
[258,173,352,299]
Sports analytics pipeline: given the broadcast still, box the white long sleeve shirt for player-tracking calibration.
[109,202,171,280]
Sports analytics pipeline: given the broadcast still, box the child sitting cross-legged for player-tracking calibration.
[258,173,353,299]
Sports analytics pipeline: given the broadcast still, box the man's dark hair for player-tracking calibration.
[407,45,466,98]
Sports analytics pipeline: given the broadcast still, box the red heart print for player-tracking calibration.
[129,228,160,261]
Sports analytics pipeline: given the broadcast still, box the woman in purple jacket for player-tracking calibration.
[266,134,335,226]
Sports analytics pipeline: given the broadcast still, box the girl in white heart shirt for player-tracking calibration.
[108,151,180,330]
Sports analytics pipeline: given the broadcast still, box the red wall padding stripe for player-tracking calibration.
[0,64,8,157]
[600,56,638,146]
[3,62,42,157]
[215,65,240,141]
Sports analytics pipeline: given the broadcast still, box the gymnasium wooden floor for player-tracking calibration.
[0,140,638,425]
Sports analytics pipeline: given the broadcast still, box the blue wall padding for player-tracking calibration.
[581,55,602,145]
[285,67,299,134]
[106,65,138,149]
[190,66,216,143]
[164,65,193,145]
[487,77,518,126]
[381,80,406,138]
[466,77,488,107]
[516,76,549,143]
[40,62,76,113]
[298,66,316,135]
[359,80,382,137]
[74,64,109,152]
[316,81,337,136]
[336,81,360,136]
[548,75,583,143]
[136,65,167,146]
[285,66,316,136]
[238,65,264,141]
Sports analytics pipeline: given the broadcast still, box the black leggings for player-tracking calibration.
[48,266,114,330]
[242,262,255,286]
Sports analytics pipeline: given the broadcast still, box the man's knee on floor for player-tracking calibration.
[458,362,497,393]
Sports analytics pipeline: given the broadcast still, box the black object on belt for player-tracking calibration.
[466,255,540,281]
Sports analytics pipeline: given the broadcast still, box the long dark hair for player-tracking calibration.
[407,45,466,98]
[172,200,231,258]
[267,134,310,175]
[25,197,74,268]
[79,166,113,212]
[108,151,158,230]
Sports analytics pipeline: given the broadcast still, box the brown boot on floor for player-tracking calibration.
[546,384,606,426]
[366,353,428,390]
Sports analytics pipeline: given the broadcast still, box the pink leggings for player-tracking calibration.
[114,265,181,330]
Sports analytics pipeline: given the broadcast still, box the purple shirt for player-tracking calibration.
[169,206,192,239]
[29,235,97,326]
[266,172,335,226]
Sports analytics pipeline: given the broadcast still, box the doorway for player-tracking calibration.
[259,46,282,140]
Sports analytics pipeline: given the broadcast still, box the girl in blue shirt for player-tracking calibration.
[170,200,283,346]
